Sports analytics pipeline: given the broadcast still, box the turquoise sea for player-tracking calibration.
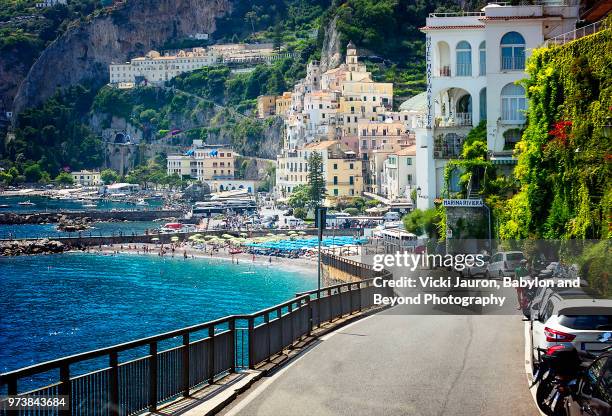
[0,221,160,239]
[0,195,163,213]
[0,253,316,377]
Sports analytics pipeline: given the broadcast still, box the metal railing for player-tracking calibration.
[428,11,484,17]
[456,63,472,77]
[501,56,526,71]
[0,254,391,416]
[544,20,605,47]
[435,113,473,128]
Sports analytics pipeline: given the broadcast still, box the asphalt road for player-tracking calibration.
[224,268,539,416]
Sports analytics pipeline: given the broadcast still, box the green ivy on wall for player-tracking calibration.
[500,21,612,240]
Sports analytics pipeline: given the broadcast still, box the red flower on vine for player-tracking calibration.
[548,120,572,147]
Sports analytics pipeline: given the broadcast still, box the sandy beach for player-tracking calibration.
[82,242,319,276]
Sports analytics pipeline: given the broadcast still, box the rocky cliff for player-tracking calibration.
[319,15,342,73]
[12,0,232,115]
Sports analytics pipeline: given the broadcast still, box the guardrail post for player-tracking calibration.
[229,319,236,373]
[277,307,284,348]
[208,326,215,384]
[7,377,17,396]
[182,333,190,397]
[328,289,333,323]
[349,283,353,314]
[149,342,157,411]
[264,313,271,362]
[109,352,119,416]
[59,364,72,416]
[289,303,296,345]
[248,317,255,370]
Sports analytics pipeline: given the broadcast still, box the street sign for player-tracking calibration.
[442,199,483,208]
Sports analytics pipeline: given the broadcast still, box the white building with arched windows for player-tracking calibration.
[414,1,580,209]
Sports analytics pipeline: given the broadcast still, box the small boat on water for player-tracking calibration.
[135,198,148,206]
[17,200,36,206]
[0,204,10,208]
[83,203,97,208]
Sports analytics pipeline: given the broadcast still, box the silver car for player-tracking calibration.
[486,251,525,278]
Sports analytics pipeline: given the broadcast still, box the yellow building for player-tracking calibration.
[277,140,362,201]
[275,92,293,117]
[71,170,101,186]
[257,95,277,118]
[319,143,363,199]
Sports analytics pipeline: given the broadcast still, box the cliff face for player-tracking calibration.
[319,15,342,73]
[12,0,231,115]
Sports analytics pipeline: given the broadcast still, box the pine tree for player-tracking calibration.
[307,151,326,207]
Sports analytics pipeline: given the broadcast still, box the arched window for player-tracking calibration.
[456,41,472,76]
[479,88,487,121]
[500,32,525,70]
[501,83,527,123]
[479,41,486,76]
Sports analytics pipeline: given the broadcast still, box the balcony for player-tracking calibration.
[439,66,451,77]
[501,56,525,71]
[456,63,472,77]
[435,113,473,128]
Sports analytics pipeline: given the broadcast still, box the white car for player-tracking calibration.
[531,295,612,367]
[460,254,490,278]
[486,251,525,278]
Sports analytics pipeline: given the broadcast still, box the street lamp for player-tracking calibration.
[416,186,428,199]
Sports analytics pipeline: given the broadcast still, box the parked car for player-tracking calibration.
[460,254,490,278]
[531,294,612,369]
[486,251,525,278]
[565,349,612,416]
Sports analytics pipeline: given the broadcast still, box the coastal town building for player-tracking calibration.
[276,140,363,201]
[71,170,101,187]
[110,44,286,86]
[36,0,66,8]
[381,145,417,201]
[275,92,292,117]
[275,41,400,202]
[257,96,277,118]
[105,183,140,195]
[414,1,581,209]
[167,141,235,182]
[110,49,218,85]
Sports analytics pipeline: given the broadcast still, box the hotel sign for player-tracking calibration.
[443,199,484,208]
[425,34,433,129]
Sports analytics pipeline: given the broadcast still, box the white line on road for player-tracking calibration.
[524,320,546,416]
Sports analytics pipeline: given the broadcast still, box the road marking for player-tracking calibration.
[224,315,376,415]
[524,320,547,416]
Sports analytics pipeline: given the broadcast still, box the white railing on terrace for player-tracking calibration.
[428,11,485,17]
[435,113,473,128]
[544,20,605,47]
[429,0,576,17]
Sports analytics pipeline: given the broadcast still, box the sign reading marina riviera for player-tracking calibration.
[442,199,484,207]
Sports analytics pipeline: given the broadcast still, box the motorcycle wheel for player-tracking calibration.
[536,380,568,416]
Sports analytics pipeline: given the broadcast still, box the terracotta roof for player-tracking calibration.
[304,140,338,150]
[421,25,484,30]
[395,145,416,156]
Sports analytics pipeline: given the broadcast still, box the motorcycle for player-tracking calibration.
[532,345,609,416]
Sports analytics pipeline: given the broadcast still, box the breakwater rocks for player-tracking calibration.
[0,239,69,256]
[57,217,92,232]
